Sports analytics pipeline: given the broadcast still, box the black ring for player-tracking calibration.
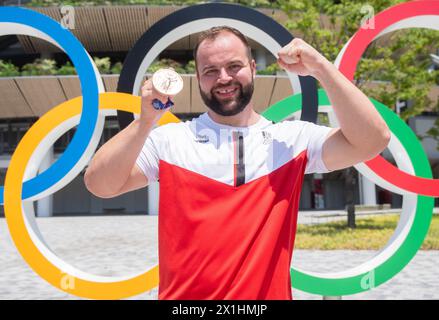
[117,3,318,130]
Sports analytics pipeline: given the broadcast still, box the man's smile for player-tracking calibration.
[213,86,239,99]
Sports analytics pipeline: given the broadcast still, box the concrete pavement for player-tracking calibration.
[0,215,437,300]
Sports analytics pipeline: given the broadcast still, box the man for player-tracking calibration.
[84,26,390,299]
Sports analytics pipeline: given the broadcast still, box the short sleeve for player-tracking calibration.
[135,127,162,183]
[301,121,334,174]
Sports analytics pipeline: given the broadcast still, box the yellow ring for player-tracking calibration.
[4,92,180,299]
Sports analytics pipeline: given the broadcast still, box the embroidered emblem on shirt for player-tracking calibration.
[195,134,210,143]
[262,131,272,145]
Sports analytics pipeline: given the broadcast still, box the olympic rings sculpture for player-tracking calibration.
[1,1,438,299]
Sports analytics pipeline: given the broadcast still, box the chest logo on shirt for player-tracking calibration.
[262,131,272,145]
[195,134,210,143]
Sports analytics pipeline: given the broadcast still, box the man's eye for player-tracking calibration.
[230,64,242,72]
[205,69,217,76]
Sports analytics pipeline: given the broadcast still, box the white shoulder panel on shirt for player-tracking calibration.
[146,113,332,185]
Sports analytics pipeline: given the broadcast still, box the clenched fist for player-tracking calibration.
[277,38,330,78]
[139,79,174,124]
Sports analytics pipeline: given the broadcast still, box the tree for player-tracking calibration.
[278,0,439,147]
[278,0,438,219]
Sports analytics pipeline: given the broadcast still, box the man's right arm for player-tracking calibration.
[84,79,171,198]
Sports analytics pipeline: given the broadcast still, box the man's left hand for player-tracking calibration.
[277,38,329,78]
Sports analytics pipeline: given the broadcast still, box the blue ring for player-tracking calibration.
[0,7,99,203]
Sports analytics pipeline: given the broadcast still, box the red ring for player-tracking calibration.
[338,0,439,197]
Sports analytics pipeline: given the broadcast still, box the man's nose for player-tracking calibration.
[217,67,233,83]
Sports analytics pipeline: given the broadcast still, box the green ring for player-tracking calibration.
[262,89,434,296]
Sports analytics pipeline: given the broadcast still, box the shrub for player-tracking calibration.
[110,61,123,74]
[93,57,111,74]
[0,60,20,77]
[147,58,185,74]
[57,61,77,75]
[256,62,281,75]
[21,59,57,76]
[185,60,196,74]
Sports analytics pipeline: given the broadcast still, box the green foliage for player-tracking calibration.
[295,214,439,250]
[0,57,227,77]
[184,60,196,74]
[425,99,439,151]
[256,62,281,75]
[147,58,186,74]
[110,61,123,74]
[278,0,439,149]
[21,58,57,76]
[93,57,111,74]
[57,61,77,75]
[26,0,276,8]
[0,60,20,77]
[356,29,439,124]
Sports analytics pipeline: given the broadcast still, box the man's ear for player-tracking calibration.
[251,59,256,78]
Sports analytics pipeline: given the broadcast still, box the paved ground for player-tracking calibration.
[0,215,437,300]
[297,207,439,225]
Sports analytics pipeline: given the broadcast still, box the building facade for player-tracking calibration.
[0,4,437,216]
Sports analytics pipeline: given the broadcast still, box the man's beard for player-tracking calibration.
[199,80,254,117]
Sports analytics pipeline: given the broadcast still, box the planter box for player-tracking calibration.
[0,74,295,118]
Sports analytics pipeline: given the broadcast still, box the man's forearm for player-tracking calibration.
[84,117,154,197]
[314,61,390,153]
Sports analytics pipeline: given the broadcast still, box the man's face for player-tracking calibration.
[196,32,256,117]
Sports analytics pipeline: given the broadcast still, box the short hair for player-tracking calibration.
[193,26,253,65]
